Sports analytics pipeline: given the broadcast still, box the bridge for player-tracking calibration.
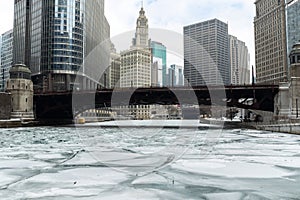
[33,84,279,121]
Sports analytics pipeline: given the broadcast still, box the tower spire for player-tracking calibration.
[141,0,143,8]
[133,3,149,48]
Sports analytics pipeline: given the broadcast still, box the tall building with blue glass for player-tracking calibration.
[151,41,167,86]
[13,0,110,92]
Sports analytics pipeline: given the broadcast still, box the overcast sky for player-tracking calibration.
[0,0,256,66]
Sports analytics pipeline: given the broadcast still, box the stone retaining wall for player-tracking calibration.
[0,93,11,119]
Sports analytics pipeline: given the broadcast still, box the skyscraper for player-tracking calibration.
[151,41,167,86]
[151,60,159,87]
[119,6,152,120]
[120,6,151,88]
[287,0,300,58]
[168,64,184,87]
[184,19,230,86]
[13,0,110,92]
[107,43,121,88]
[0,29,13,91]
[132,7,149,48]
[254,0,288,84]
[229,35,250,85]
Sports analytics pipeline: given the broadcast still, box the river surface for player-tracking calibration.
[0,120,300,199]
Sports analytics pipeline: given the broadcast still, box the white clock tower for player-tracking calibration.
[132,5,149,48]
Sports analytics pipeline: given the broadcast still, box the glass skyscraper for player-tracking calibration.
[151,41,167,86]
[13,0,110,91]
[287,0,300,59]
[184,19,230,86]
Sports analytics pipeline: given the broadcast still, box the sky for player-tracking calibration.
[0,0,256,66]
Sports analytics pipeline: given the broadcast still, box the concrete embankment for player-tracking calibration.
[0,119,38,128]
[212,120,300,134]
[0,120,22,128]
[255,123,300,134]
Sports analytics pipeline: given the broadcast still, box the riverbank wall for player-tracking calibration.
[255,122,300,134]
[243,119,300,134]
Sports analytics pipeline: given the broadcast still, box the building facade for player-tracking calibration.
[119,6,152,119]
[0,29,13,91]
[168,64,184,87]
[107,44,121,88]
[184,19,230,86]
[120,6,151,88]
[120,48,151,88]
[13,0,110,92]
[254,0,288,84]
[151,41,167,86]
[229,35,250,85]
[287,0,300,59]
[151,60,159,87]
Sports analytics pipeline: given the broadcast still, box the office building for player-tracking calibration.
[151,60,159,87]
[254,0,288,83]
[13,0,110,91]
[0,30,13,91]
[120,6,151,88]
[287,0,300,58]
[119,6,152,120]
[229,35,250,85]
[120,48,151,88]
[168,64,184,87]
[107,43,121,88]
[151,57,163,86]
[151,41,167,86]
[184,19,230,86]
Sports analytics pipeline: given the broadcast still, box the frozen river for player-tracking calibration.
[1,120,300,199]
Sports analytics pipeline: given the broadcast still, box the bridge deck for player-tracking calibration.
[34,85,279,119]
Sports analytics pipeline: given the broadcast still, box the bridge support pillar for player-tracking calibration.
[66,74,71,91]
[48,73,53,92]
[275,43,300,120]
[274,82,290,119]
